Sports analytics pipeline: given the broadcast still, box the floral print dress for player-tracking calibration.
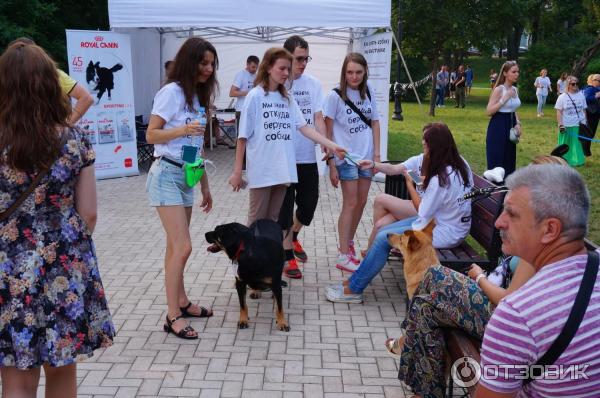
[0,128,114,369]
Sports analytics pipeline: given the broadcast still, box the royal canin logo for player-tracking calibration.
[95,36,104,42]
[80,38,119,49]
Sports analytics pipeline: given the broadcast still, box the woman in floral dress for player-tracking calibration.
[0,42,114,397]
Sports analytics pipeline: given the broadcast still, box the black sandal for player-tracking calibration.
[163,314,198,340]
[180,302,213,318]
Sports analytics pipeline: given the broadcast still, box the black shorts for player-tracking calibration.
[278,163,319,230]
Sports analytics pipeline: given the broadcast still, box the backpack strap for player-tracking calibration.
[333,88,372,129]
[523,250,599,386]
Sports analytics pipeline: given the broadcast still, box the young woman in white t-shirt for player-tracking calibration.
[145,37,217,340]
[555,75,587,166]
[228,48,344,226]
[325,123,473,304]
[323,53,381,271]
[534,68,552,117]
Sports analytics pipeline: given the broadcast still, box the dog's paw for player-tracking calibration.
[238,321,249,329]
[276,322,290,332]
[249,291,261,299]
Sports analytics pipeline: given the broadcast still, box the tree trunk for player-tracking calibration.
[429,58,438,117]
[571,37,600,79]
[506,25,523,61]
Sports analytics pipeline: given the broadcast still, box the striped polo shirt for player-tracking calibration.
[479,250,600,397]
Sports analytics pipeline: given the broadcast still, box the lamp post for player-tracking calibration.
[392,0,403,121]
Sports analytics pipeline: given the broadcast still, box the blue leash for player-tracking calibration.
[566,131,600,143]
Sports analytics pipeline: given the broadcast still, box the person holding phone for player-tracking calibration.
[145,37,217,340]
[326,123,473,304]
[323,52,380,272]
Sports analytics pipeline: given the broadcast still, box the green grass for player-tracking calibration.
[387,86,600,242]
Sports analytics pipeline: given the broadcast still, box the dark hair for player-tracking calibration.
[164,60,173,70]
[421,123,470,190]
[339,52,369,101]
[283,35,308,54]
[255,47,292,99]
[166,37,219,110]
[0,43,70,172]
[246,55,259,65]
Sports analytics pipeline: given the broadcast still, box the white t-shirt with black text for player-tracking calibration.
[289,73,324,164]
[555,91,587,127]
[233,70,256,111]
[402,154,473,248]
[239,86,307,188]
[323,82,379,165]
[151,82,204,160]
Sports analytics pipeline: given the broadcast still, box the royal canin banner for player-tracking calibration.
[66,30,139,179]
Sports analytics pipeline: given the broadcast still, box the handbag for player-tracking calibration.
[0,130,68,222]
[509,111,520,144]
[183,157,205,188]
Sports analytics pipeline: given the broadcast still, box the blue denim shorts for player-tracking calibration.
[336,161,373,181]
[146,159,194,207]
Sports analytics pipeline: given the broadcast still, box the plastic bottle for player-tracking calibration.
[190,107,206,149]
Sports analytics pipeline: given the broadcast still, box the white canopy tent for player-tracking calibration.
[108,0,392,161]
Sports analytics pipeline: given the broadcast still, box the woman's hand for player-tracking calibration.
[468,264,484,280]
[199,188,212,212]
[333,145,347,160]
[357,159,374,170]
[514,123,522,137]
[329,165,339,188]
[228,172,246,192]
[373,154,381,173]
[182,120,205,137]
[401,168,413,184]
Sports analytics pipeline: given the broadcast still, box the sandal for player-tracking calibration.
[180,302,213,318]
[163,314,198,340]
[384,335,405,359]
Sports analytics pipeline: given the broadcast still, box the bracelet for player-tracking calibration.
[327,155,334,161]
[475,273,486,286]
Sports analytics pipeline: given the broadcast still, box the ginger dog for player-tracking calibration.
[388,220,440,299]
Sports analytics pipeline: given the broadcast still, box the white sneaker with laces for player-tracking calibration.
[335,253,360,272]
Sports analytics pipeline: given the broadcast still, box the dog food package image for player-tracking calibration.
[76,114,98,144]
[117,111,134,142]
[97,111,116,144]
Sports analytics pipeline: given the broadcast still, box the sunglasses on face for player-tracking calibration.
[570,82,578,86]
[294,56,312,63]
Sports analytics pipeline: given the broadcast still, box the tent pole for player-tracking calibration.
[391,27,421,106]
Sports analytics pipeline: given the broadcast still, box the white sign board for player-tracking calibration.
[354,32,392,162]
[66,30,139,179]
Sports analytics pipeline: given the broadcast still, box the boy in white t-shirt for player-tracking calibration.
[230,55,259,118]
[276,35,326,279]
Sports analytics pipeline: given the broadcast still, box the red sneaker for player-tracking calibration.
[293,240,308,263]
[283,258,302,279]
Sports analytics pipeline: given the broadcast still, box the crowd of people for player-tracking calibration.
[0,33,599,398]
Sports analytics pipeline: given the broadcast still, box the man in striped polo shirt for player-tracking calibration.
[476,164,599,397]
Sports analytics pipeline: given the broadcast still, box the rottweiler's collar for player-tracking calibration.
[232,241,244,261]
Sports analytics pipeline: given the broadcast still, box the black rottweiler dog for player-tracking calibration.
[205,219,289,331]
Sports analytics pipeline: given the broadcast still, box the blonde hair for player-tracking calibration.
[254,47,292,99]
[587,74,600,85]
[494,60,518,88]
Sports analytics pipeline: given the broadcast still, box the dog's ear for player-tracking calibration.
[404,230,422,252]
[422,219,435,237]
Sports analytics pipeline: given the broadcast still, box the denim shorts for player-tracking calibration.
[336,161,373,181]
[146,159,194,207]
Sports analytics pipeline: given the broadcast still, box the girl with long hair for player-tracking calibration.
[0,43,114,397]
[146,37,218,339]
[323,52,381,272]
[485,60,522,177]
[555,75,588,166]
[326,123,473,303]
[227,48,344,241]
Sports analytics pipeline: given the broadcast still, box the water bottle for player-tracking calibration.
[190,107,206,149]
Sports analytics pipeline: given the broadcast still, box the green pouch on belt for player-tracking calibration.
[184,158,205,187]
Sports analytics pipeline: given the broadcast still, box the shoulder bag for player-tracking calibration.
[565,93,593,140]
[333,87,372,129]
[0,130,68,222]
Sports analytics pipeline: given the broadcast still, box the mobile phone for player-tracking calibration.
[344,153,360,166]
[408,169,423,185]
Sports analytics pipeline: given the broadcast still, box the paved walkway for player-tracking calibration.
[44,147,411,397]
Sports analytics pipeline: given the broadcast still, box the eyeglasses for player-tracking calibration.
[294,56,312,63]
[569,82,579,86]
[594,79,600,82]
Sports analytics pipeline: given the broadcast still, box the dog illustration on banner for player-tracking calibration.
[86,61,123,104]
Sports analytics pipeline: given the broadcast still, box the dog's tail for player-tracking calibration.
[110,64,124,72]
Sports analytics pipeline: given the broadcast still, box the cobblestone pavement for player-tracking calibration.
[34,147,412,397]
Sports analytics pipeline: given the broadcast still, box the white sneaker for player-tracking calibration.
[483,167,505,184]
[336,253,360,272]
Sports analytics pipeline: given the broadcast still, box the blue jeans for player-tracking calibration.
[435,87,445,106]
[537,94,547,114]
[348,216,418,293]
